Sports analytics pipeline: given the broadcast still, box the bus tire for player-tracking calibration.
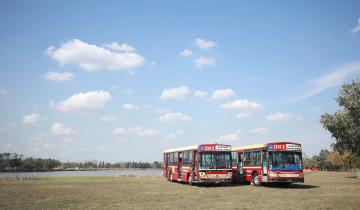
[169,172,173,182]
[251,173,260,186]
[188,174,194,186]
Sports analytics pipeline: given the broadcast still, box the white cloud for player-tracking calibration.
[99,114,120,122]
[103,42,135,52]
[160,86,191,100]
[122,103,139,111]
[130,127,161,137]
[149,61,156,68]
[352,17,360,34]
[113,127,161,138]
[165,130,184,139]
[236,112,252,119]
[0,88,8,96]
[50,90,112,112]
[194,57,216,69]
[250,128,269,135]
[51,122,73,136]
[219,133,241,142]
[211,89,236,101]
[194,38,216,49]
[221,99,263,110]
[179,49,193,57]
[194,90,208,98]
[22,113,41,125]
[46,39,145,72]
[158,112,192,123]
[292,61,360,102]
[112,128,127,137]
[266,113,302,122]
[44,71,74,82]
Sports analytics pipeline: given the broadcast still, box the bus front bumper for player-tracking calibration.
[268,177,304,183]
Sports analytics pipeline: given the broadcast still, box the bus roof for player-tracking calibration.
[232,143,267,151]
[232,141,301,151]
[163,145,198,153]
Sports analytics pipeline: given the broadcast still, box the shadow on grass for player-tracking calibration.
[264,183,320,189]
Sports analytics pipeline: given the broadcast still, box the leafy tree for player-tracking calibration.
[320,79,360,167]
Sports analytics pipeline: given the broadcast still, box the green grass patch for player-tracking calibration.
[0,172,359,209]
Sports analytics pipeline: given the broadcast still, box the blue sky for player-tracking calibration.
[0,0,359,162]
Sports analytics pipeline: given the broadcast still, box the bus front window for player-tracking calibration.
[200,153,215,169]
[269,151,302,170]
[216,153,231,169]
[200,152,231,170]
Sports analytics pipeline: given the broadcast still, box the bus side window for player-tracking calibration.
[244,151,251,166]
[253,151,261,166]
[231,152,237,167]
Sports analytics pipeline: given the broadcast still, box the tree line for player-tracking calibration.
[0,153,162,172]
[303,149,360,171]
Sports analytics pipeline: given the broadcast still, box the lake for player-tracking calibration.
[0,169,162,178]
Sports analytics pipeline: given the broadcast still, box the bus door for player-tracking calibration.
[192,151,197,180]
[262,150,268,176]
[238,152,244,182]
[165,153,170,177]
[178,152,183,177]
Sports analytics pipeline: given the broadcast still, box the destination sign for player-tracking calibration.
[199,144,231,152]
[268,143,301,151]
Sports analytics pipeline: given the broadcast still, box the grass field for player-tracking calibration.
[0,172,359,209]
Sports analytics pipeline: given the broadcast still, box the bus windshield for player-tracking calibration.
[199,152,231,170]
[269,151,302,171]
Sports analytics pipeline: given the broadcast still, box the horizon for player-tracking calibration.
[1,0,360,162]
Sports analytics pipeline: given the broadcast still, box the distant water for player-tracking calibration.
[0,169,162,178]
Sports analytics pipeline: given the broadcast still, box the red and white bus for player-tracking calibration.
[231,142,304,186]
[163,144,233,185]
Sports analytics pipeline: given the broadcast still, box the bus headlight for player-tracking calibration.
[225,172,232,178]
[199,172,207,178]
[299,172,304,178]
[269,171,278,178]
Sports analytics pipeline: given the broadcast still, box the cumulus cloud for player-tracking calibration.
[266,113,302,122]
[44,71,74,82]
[179,49,193,57]
[103,42,135,52]
[211,89,236,101]
[46,39,145,72]
[352,17,360,34]
[292,61,360,102]
[194,90,208,98]
[221,99,263,110]
[0,88,8,96]
[130,127,161,137]
[50,90,112,112]
[158,112,192,123]
[22,113,41,125]
[99,114,120,122]
[165,130,184,139]
[219,133,241,142]
[122,103,139,111]
[250,128,269,135]
[112,128,127,137]
[51,122,73,136]
[160,86,190,100]
[194,38,216,49]
[113,127,161,138]
[194,57,216,69]
[236,112,252,119]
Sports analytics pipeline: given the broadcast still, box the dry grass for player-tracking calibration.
[0,172,359,209]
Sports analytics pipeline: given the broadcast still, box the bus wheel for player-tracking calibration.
[188,174,194,186]
[251,173,260,186]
